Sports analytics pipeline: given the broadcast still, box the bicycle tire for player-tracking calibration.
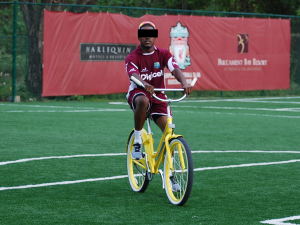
[127,132,149,192]
[163,137,193,206]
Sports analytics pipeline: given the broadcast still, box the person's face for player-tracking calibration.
[138,26,156,49]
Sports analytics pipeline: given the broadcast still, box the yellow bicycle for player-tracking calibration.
[126,77,196,206]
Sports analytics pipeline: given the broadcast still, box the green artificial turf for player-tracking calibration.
[0,97,299,224]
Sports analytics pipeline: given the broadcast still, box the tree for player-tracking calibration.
[19,0,97,98]
[208,0,300,15]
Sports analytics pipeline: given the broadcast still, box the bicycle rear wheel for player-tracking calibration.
[164,137,193,206]
[127,131,149,192]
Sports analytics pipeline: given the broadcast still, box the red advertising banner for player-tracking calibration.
[43,10,290,96]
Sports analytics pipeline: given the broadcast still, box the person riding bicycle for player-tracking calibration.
[125,21,193,160]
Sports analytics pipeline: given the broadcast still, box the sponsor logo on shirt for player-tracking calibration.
[129,68,136,73]
[141,70,163,81]
[141,67,148,72]
[154,62,160,69]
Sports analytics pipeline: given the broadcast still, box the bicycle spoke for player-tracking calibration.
[127,131,150,192]
[134,163,146,177]
[164,137,193,206]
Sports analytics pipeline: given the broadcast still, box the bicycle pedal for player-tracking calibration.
[146,171,153,181]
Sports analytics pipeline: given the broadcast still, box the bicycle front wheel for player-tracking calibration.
[164,137,193,206]
[127,131,149,192]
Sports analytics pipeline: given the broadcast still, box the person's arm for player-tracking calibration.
[130,73,154,94]
[171,68,193,96]
[164,49,193,96]
[126,55,154,95]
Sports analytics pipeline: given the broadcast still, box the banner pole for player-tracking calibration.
[298,37,300,86]
[11,0,18,102]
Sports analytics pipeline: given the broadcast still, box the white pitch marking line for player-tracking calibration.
[1,151,300,166]
[0,104,126,111]
[181,111,300,119]
[201,106,300,112]
[239,113,300,119]
[183,96,300,103]
[173,105,300,112]
[192,150,300,154]
[0,153,126,166]
[241,96,300,100]
[1,157,300,191]
[109,102,128,105]
[0,104,75,108]
[261,215,300,225]
[182,100,300,105]
[4,109,127,113]
[236,100,300,104]
[194,159,300,171]
[0,175,128,191]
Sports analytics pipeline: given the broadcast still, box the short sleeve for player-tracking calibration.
[163,50,179,73]
[125,54,140,77]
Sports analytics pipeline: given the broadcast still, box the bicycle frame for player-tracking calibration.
[127,76,197,176]
[126,109,182,175]
[142,106,183,175]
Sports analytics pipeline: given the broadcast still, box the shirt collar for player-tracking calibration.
[137,45,157,55]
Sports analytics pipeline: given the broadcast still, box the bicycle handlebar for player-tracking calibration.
[130,76,197,103]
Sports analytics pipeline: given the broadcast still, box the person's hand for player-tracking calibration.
[182,83,193,96]
[144,83,154,95]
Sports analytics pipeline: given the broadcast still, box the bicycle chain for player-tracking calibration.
[134,156,153,181]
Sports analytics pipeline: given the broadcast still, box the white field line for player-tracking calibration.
[101,98,297,106]
[0,175,128,191]
[1,158,300,191]
[194,159,300,172]
[0,103,128,112]
[3,108,299,118]
[234,100,300,104]
[2,150,300,166]
[197,100,300,104]
[1,96,299,109]
[0,153,127,166]
[1,151,300,191]
[0,104,75,108]
[3,109,127,113]
[201,106,300,112]
[223,112,300,119]
[192,150,300,154]
[180,111,300,119]
[184,100,300,105]
[261,215,300,225]
[183,96,300,103]
[109,102,128,105]
[172,105,300,112]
